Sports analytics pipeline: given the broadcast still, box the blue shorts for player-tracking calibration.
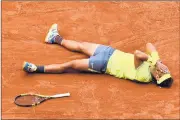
[88,45,115,73]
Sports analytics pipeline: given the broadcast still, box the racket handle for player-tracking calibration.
[50,93,70,98]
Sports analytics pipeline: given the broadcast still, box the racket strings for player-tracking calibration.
[14,95,47,106]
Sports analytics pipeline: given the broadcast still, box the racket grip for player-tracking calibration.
[51,93,70,98]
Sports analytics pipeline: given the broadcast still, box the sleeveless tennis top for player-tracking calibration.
[105,50,152,83]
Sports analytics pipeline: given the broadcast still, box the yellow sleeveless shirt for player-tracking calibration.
[105,50,152,82]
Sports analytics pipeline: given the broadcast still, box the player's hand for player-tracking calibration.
[156,60,170,74]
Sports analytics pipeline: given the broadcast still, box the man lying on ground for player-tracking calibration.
[23,24,173,88]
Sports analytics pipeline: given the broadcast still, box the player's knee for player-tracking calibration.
[71,60,79,69]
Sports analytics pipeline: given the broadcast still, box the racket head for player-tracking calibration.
[14,94,50,107]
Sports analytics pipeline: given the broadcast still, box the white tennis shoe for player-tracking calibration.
[23,61,37,73]
[45,23,59,44]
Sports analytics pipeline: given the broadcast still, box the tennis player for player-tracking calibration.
[23,24,173,88]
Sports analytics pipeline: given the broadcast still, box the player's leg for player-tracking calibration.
[61,40,99,56]
[23,59,90,73]
[45,59,89,73]
[45,23,99,56]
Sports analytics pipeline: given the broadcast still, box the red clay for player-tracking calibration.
[2,1,179,119]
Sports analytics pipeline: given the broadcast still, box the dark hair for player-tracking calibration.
[151,75,173,88]
[157,78,173,88]
[151,75,157,84]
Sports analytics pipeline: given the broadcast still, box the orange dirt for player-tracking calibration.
[2,1,179,119]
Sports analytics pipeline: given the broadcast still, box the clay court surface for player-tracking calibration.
[2,1,180,119]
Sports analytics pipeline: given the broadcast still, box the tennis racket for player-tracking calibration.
[14,92,70,107]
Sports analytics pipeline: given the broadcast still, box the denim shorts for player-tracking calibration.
[88,45,115,73]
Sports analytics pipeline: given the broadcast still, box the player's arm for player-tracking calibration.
[146,43,160,65]
[134,50,149,69]
[146,43,157,54]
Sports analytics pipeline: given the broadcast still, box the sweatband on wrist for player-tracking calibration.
[151,52,160,65]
